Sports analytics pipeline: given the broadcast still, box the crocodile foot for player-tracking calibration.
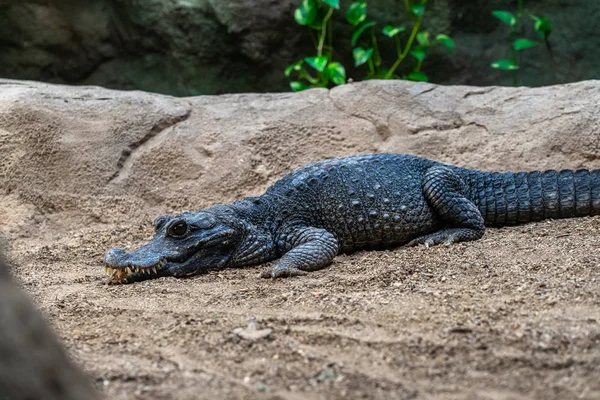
[260,266,308,279]
[407,228,484,247]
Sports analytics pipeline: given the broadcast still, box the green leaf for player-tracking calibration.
[323,0,340,9]
[492,10,516,26]
[382,25,406,37]
[410,48,426,62]
[284,60,304,77]
[491,59,519,70]
[416,31,430,47]
[309,10,325,29]
[346,1,367,26]
[304,56,328,72]
[298,69,319,84]
[411,4,425,17]
[435,34,455,52]
[294,0,317,26]
[351,21,376,46]
[326,62,346,85]
[513,38,537,50]
[353,47,374,67]
[531,15,552,40]
[290,81,310,92]
[406,71,428,82]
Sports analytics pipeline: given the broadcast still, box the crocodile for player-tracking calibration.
[104,153,600,284]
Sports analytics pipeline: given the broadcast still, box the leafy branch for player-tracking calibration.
[286,0,454,91]
[348,0,454,82]
[491,0,552,85]
[286,0,346,91]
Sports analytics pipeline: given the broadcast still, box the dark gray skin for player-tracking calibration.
[104,153,600,284]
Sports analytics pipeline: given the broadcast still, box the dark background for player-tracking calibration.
[1,0,597,96]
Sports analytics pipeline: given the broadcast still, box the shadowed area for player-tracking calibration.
[0,252,99,400]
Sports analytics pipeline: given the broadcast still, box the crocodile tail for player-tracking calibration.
[467,169,600,227]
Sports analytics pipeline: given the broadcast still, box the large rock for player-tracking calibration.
[0,78,599,238]
[0,0,599,95]
[0,252,99,399]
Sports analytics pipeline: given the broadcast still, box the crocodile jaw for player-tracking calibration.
[104,263,167,284]
[103,248,174,284]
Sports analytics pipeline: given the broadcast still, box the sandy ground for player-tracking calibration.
[1,79,599,399]
[6,215,600,400]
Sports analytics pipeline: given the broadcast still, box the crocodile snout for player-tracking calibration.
[103,247,167,283]
[104,247,163,269]
[104,248,128,267]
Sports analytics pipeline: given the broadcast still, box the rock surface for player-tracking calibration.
[1,1,599,95]
[0,79,599,399]
[0,253,99,400]
[1,78,599,239]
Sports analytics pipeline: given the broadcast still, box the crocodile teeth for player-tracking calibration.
[113,269,126,280]
[105,264,161,279]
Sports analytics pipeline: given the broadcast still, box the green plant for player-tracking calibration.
[285,0,347,92]
[286,0,454,91]
[491,0,552,85]
[348,0,454,82]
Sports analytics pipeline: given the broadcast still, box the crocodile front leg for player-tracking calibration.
[261,227,339,279]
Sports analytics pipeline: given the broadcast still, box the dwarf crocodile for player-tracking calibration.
[104,153,600,283]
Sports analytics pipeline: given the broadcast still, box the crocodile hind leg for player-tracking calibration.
[261,227,338,278]
[408,166,485,247]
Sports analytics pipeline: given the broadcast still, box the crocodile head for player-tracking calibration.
[104,209,243,284]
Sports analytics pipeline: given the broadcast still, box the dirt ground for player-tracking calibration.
[6,215,600,400]
[1,79,599,399]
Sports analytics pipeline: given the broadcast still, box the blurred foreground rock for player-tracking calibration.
[0,253,99,400]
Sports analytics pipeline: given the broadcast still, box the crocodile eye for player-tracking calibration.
[168,221,188,237]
